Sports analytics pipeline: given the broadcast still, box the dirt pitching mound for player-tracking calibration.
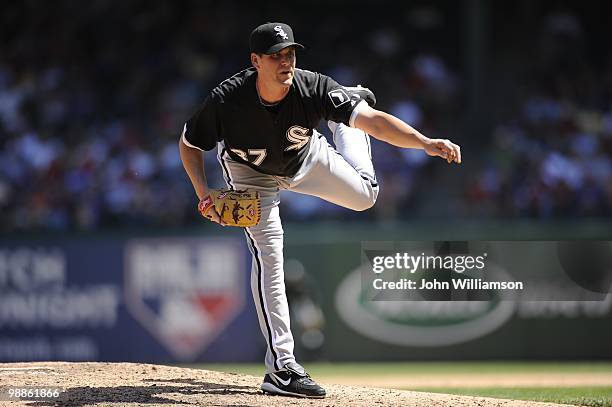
[0,362,571,406]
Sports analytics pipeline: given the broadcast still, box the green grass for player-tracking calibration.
[190,361,612,377]
[186,362,612,406]
[411,386,612,407]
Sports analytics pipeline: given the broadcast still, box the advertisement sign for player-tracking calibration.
[0,236,259,362]
[284,239,612,360]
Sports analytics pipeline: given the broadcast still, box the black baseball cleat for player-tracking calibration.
[260,362,326,398]
[344,85,377,107]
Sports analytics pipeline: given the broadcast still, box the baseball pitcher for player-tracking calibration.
[179,22,461,398]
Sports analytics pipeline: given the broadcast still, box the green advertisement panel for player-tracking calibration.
[282,225,612,361]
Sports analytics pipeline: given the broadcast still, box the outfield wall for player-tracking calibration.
[1,221,611,362]
[0,230,261,363]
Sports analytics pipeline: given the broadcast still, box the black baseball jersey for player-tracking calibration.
[184,67,365,177]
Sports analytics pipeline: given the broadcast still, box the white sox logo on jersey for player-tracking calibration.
[285,125,311,151]
[274,25,289,40]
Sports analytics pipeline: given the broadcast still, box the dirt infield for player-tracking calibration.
[0,362,572,406]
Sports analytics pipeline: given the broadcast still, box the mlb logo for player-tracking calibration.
[124,238,245,361]
[328,89,350,108]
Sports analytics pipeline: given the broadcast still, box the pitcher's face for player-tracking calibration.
[253,46,296,87]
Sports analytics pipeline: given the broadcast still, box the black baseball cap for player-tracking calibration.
[249,22,304,55]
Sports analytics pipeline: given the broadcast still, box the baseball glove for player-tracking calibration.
[198,189,261,227]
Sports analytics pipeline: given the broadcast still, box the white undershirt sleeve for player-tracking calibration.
[349,100,368,128]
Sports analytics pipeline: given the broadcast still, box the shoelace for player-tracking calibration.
[296,375,317,385]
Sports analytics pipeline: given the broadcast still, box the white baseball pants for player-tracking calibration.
[217,123,378,373]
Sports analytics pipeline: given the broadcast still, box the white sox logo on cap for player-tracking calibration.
[250,22,304,54]
[274,25,289,40]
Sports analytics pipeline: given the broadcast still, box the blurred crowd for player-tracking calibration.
[463,8,612,218]
[0,1,610,232]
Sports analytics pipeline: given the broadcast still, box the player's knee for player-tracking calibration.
[354,202,374,212]
[352,192,377,211]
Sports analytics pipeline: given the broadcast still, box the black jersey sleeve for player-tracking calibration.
[183,92,222,151]
[318,74,363,126]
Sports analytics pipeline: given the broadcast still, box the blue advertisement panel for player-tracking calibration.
[0,235,261,363]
